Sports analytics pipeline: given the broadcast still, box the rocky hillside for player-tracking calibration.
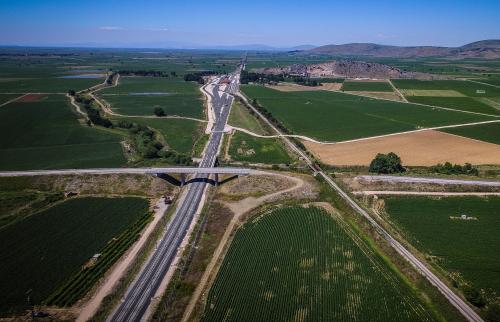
[309,40,500,59]
[254,60,441,80]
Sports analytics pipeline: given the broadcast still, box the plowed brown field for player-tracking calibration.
[304,130,500,166]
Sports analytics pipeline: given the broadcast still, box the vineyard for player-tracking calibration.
[202,206,435,321]
[45,212,152,306]
[0,197,149,315]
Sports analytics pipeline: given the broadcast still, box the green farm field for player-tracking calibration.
[0,196,149,315]
[123,117,204,154]
[384,196,500,295]
[99,76,204,118]
[202,206,435,321]
[242,85,494,141]
[0,77,103,93]
[342,81,393,92]
[228,131,291,164]
[441,122,500,145]
[392,79,500,97]
[228,100,268,135]
[0,95,126,170]
[406,96,500,115]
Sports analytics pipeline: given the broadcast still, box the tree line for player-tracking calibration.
[117,70,177,77]
[184,71,219,84]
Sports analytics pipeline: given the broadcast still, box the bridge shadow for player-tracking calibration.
[156,173,240,187]
[155,173,181,186]
[218,174,239,185]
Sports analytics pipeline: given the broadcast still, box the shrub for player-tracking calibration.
[431,162,479,176]
[369,152,405,174]
[154,107,166,117]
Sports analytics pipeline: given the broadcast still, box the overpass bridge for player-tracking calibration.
[0,167,253,186]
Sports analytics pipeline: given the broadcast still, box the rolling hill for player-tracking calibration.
[309,40,500,59]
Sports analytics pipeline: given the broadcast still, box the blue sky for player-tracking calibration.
[0,0,499,48]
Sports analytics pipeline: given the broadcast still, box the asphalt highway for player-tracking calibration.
[109,72,237,322]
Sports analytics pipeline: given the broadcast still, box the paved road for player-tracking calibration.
[236,92,484,322]
[0,167,252,177]
[358,175,500,187]
[109,69,240,322]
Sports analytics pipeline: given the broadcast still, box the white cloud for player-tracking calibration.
[144,27,169,32]
[99,26,125,31]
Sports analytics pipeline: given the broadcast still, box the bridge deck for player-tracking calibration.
[0,167,253,177]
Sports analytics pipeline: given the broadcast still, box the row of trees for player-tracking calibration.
[117,70,177,77]
[431,162,479,176]
[70,91,113,128]
[369,153,481,176]
[240,71,285,84]
[183,71,218,84]
[291,76,320,87]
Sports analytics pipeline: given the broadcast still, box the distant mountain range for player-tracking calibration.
[308,40,500,59]
[203,44,317,51]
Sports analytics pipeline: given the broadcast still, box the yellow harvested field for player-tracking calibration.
[303,130,500,166]
[345,91,403,101]
[400,89,465,97]
[266,82,341,92]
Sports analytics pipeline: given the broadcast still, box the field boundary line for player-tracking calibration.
[0,93,29,107]
[388,79,408,102]
[354,191,500,196]
[464,79,500,88]
[229,119,500,145]
[330,86,500,118]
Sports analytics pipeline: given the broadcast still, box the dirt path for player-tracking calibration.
[181,173,305,322]
[465,79,500,89]
[388,79,408,102]
[0,93,29,107]
[67,93,88,118]
[354,190,500,196]
[76,197,170,322]
[229,119,500,146]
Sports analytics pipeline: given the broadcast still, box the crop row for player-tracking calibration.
[202,206,434,321]
[45,212,152,306]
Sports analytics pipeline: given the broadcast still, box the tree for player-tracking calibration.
[170,71,177,77]
[154,107,166,117]
[68,89,75,96]
[369,152,405,174]
[462,285,486,308]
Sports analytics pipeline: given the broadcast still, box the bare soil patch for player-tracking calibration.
[304,130,500,166]
[17,93,47,102]
[219,174,295,199]
[341,175,500,193]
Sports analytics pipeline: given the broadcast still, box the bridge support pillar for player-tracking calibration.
[214,173,219,186]
[180,173,186,187]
